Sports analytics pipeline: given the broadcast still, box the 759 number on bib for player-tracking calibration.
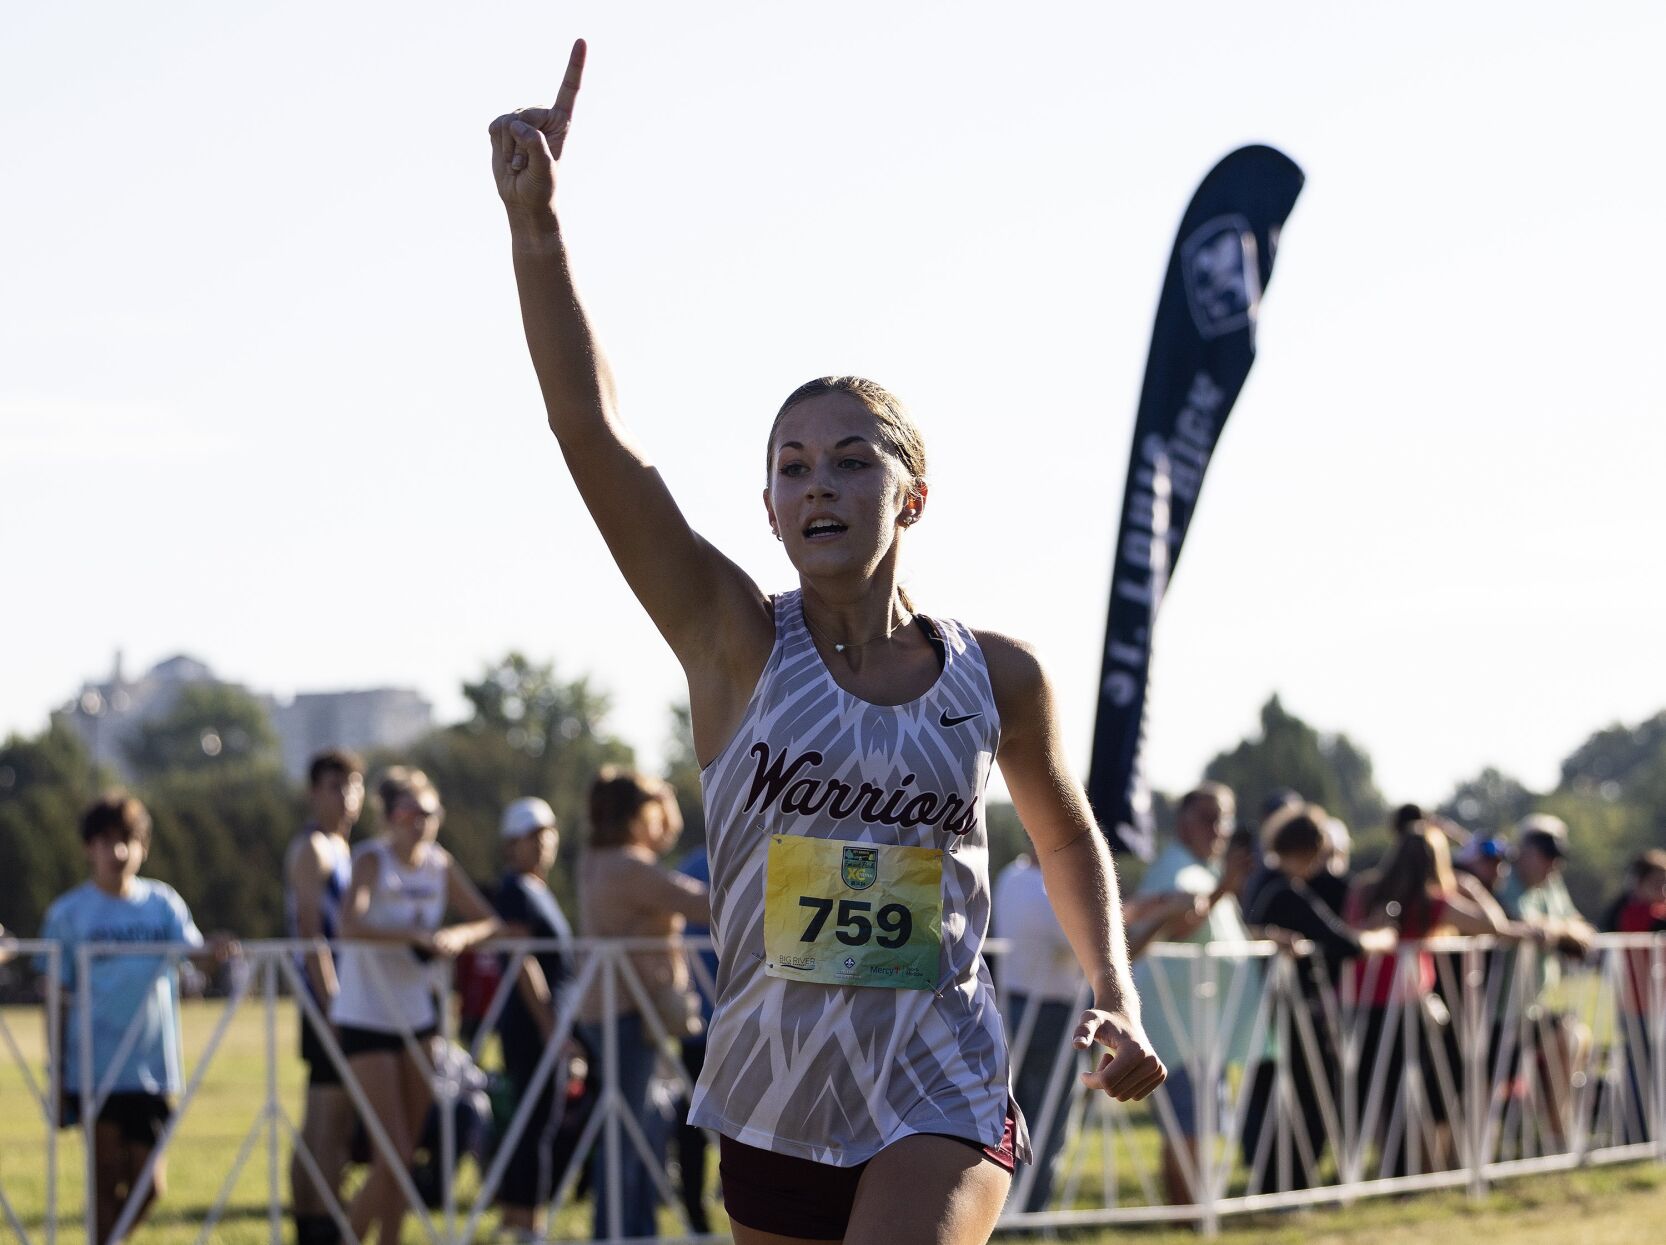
[796,896,912,948]
[764,835,942,991]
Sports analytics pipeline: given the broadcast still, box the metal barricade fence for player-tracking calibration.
[1,939,60,1245]
[0,932,1660,1242]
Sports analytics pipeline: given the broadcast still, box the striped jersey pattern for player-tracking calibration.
[688,590,1018,1166]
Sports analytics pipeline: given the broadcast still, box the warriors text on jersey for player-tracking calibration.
[688,590,1023,1166]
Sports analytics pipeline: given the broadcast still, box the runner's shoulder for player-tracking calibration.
[971,629,1049,696]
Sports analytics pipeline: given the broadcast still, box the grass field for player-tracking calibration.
[2,999,1663,1243]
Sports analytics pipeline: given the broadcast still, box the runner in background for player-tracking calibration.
[331,768,502,1245]
[283,748,364,1245]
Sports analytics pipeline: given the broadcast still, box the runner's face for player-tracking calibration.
[511,825,558,874]
[631,800,670,855]
[1513,846,1553,887]
[86,830,144,889]
[765,393,916,582]
[392,793,442,850]
[1178,796,1230,863]
[310,770,364,827]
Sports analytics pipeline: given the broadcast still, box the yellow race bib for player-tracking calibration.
[763,835,943,991]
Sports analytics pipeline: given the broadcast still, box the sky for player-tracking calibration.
[3,2,1662,811]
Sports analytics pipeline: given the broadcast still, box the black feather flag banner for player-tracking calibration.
[1087,144,1304,857]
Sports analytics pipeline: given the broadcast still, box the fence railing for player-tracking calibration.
[1,932,1661,1242]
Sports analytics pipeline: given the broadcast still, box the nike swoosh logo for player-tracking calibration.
[939,710,981,727]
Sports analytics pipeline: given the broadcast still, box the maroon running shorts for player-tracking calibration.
[719,1100,1021,1240]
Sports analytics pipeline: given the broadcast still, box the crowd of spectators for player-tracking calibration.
[992,783,1666,1207]
[7,760,1663,1237]
[12,750,710,1243]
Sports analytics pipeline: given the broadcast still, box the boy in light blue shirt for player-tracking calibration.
[40,792,205,1242]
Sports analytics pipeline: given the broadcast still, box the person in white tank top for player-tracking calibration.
[331,768,502,1245]
[489,45,1164,1245]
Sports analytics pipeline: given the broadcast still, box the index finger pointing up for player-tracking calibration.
[553,39,586,115]
[543,38,586,162]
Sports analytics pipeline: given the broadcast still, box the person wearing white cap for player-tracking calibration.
[491,797,575,1242]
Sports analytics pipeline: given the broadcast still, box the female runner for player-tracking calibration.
[488,41,1164,1245]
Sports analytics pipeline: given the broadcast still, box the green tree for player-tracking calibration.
[141,762,300,937]
[123,684,279,779]
[1559,711,1666,794]
[0,721,97,935]
[383,654,634,898]
[1203,695,1386,837]
[1438,767,1538,838]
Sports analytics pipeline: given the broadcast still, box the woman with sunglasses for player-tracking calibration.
[331,767,501,1244]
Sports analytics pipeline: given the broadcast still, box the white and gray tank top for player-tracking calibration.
[688,590,1017,1166]
[330,838,449,1035]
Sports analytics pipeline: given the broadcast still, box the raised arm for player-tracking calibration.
[982,631,1165,1102]
[489,43,772,703]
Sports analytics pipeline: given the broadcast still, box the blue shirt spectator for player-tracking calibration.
[41,877,203,1096]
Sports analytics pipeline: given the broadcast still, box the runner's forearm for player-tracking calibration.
[1036,831,1141,1021]
[508,220,621,450]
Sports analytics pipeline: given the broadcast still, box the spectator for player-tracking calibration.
[492,796,575,1242]
[1496,815,1597,1144]
[1314,817,1353,912]
[1499,815,1596,974]
[283,748,364,1245]
[1603,850,1666,935]
[40,793,226,1242]
[1130,782,1253,1204]
[576,769,709,1241]
[1242,805,1392,1189]
[993,852,1083,1213]
[1603,849,1666,1141]
[1239,788,1304,917]
[331,768,502,1245]
[1347,824,1515,1176]
[1454,835,1510,898]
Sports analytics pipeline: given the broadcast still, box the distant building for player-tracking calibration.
[270,688,434,778]
[58,652,434,781]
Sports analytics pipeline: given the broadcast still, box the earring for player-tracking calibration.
[772,528,782,541]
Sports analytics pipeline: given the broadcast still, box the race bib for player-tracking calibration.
[764,835,943,991]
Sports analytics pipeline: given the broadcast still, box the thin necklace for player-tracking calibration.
[803,606,914,654]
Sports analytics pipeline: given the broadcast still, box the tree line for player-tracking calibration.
[2,661,1662,942]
